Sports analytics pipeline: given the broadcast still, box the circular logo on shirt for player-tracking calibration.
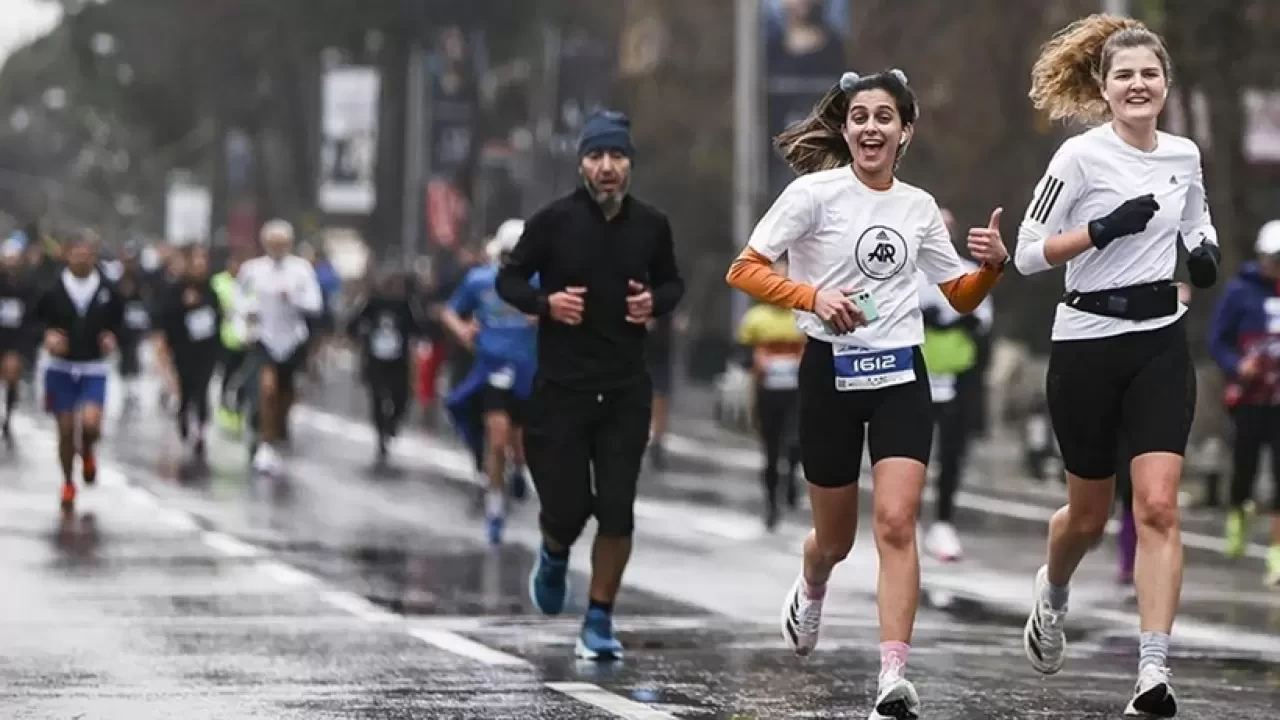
[854,225,908,281]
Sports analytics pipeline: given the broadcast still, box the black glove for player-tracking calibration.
[1186,242,1221,289]
[1087,194,1159,250]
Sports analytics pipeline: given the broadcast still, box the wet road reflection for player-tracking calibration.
[3,395,1279,718]
[53,510,101,564]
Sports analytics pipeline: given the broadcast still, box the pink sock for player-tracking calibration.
[879,641,910,680]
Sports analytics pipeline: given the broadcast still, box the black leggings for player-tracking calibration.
[933,399,969,523]
[177,358,216,439]
[757,387,800,505]
[367,362,409,440]
[1230,405,1280,512]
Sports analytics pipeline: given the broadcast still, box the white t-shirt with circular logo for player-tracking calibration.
[747,167,970,351]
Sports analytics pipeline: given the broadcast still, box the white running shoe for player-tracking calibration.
[867,675,920,720]
[1124,664,1177,717]
[780,573,824,656]
[253,443,284,475]
[1023,565,1068,675]
[925,522,963,562]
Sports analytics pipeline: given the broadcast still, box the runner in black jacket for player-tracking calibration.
[114,247,151,414]
[158,246,222,461]
[0,236,37,443]
[347,267,425,466]
[33,232,125,511]
[496,110,684,661]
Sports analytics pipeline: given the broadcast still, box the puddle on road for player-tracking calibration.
[278,538,704,619]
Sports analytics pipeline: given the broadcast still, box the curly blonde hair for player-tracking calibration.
[1029,14,1173,124]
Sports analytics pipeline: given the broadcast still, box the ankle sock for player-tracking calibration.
[879,641,910,682]
[1139,631,1170,673]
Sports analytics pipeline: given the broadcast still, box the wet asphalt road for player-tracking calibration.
[1,371,1279,719]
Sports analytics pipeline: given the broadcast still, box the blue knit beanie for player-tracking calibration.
[577,110,634,159]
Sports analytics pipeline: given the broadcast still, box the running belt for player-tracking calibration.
[1063,280,1177,321]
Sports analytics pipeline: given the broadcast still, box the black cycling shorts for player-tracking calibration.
[1046,318,1195,481]
[798,339,934,489]
[255,343,307,393]
[481,386,529,426]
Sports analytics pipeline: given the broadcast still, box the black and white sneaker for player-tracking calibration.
[1023,565,1067,674]
[780,573,824,656]
[1124,665,1177,717]
[868,675,920,720]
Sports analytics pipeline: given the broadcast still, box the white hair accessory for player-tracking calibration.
[889,68,909,85]
[839,72,861,92]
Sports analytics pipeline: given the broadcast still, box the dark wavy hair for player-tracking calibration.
[774,69,919,176]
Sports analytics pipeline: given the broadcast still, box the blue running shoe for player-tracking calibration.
[485,512,505,547]
[528,547,569,615]
[575,607,624,661]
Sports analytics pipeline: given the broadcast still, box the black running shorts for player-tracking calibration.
[481,385,530,426]
[798,339,934,489]
[1046,319,1195,481]
[523,377,651,544]
[254,343,307,393]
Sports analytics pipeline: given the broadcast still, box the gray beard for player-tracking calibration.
[584,177,628,217]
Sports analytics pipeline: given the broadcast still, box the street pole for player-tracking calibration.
[731,0,760,329]
[1102,0,1131,16]
[401,43,427,267]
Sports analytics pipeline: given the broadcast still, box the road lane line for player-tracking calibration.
[547,682,679,720]
[200,530,263,558]
[409,628,531,667]
[258,560,318,587]
[319,589,399,623]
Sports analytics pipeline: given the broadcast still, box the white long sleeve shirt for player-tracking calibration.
[237,255,323,361]
[1015,123,1217,341]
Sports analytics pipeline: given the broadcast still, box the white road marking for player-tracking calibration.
[200,530,263,558]
[258,560,317,588]
[318,589,400,623]
[547,682,679,720]
[409,628,530,667]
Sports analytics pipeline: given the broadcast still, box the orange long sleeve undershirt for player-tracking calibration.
[937,262,1004,313]
[726,247,1003,314]
[725,248,817,311]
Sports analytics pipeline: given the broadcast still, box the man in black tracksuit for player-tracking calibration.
[115,247,151,413]
[158,246,222,460]
[496,110,684,661]
[347,268,424,465]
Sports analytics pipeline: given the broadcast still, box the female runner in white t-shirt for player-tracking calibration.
[726,68,1008,720]
[1014,16,1221,719]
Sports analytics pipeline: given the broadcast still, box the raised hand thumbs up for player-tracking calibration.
[967,207,1008,267]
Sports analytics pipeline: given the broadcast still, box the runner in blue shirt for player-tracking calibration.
[442,219,538,546]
